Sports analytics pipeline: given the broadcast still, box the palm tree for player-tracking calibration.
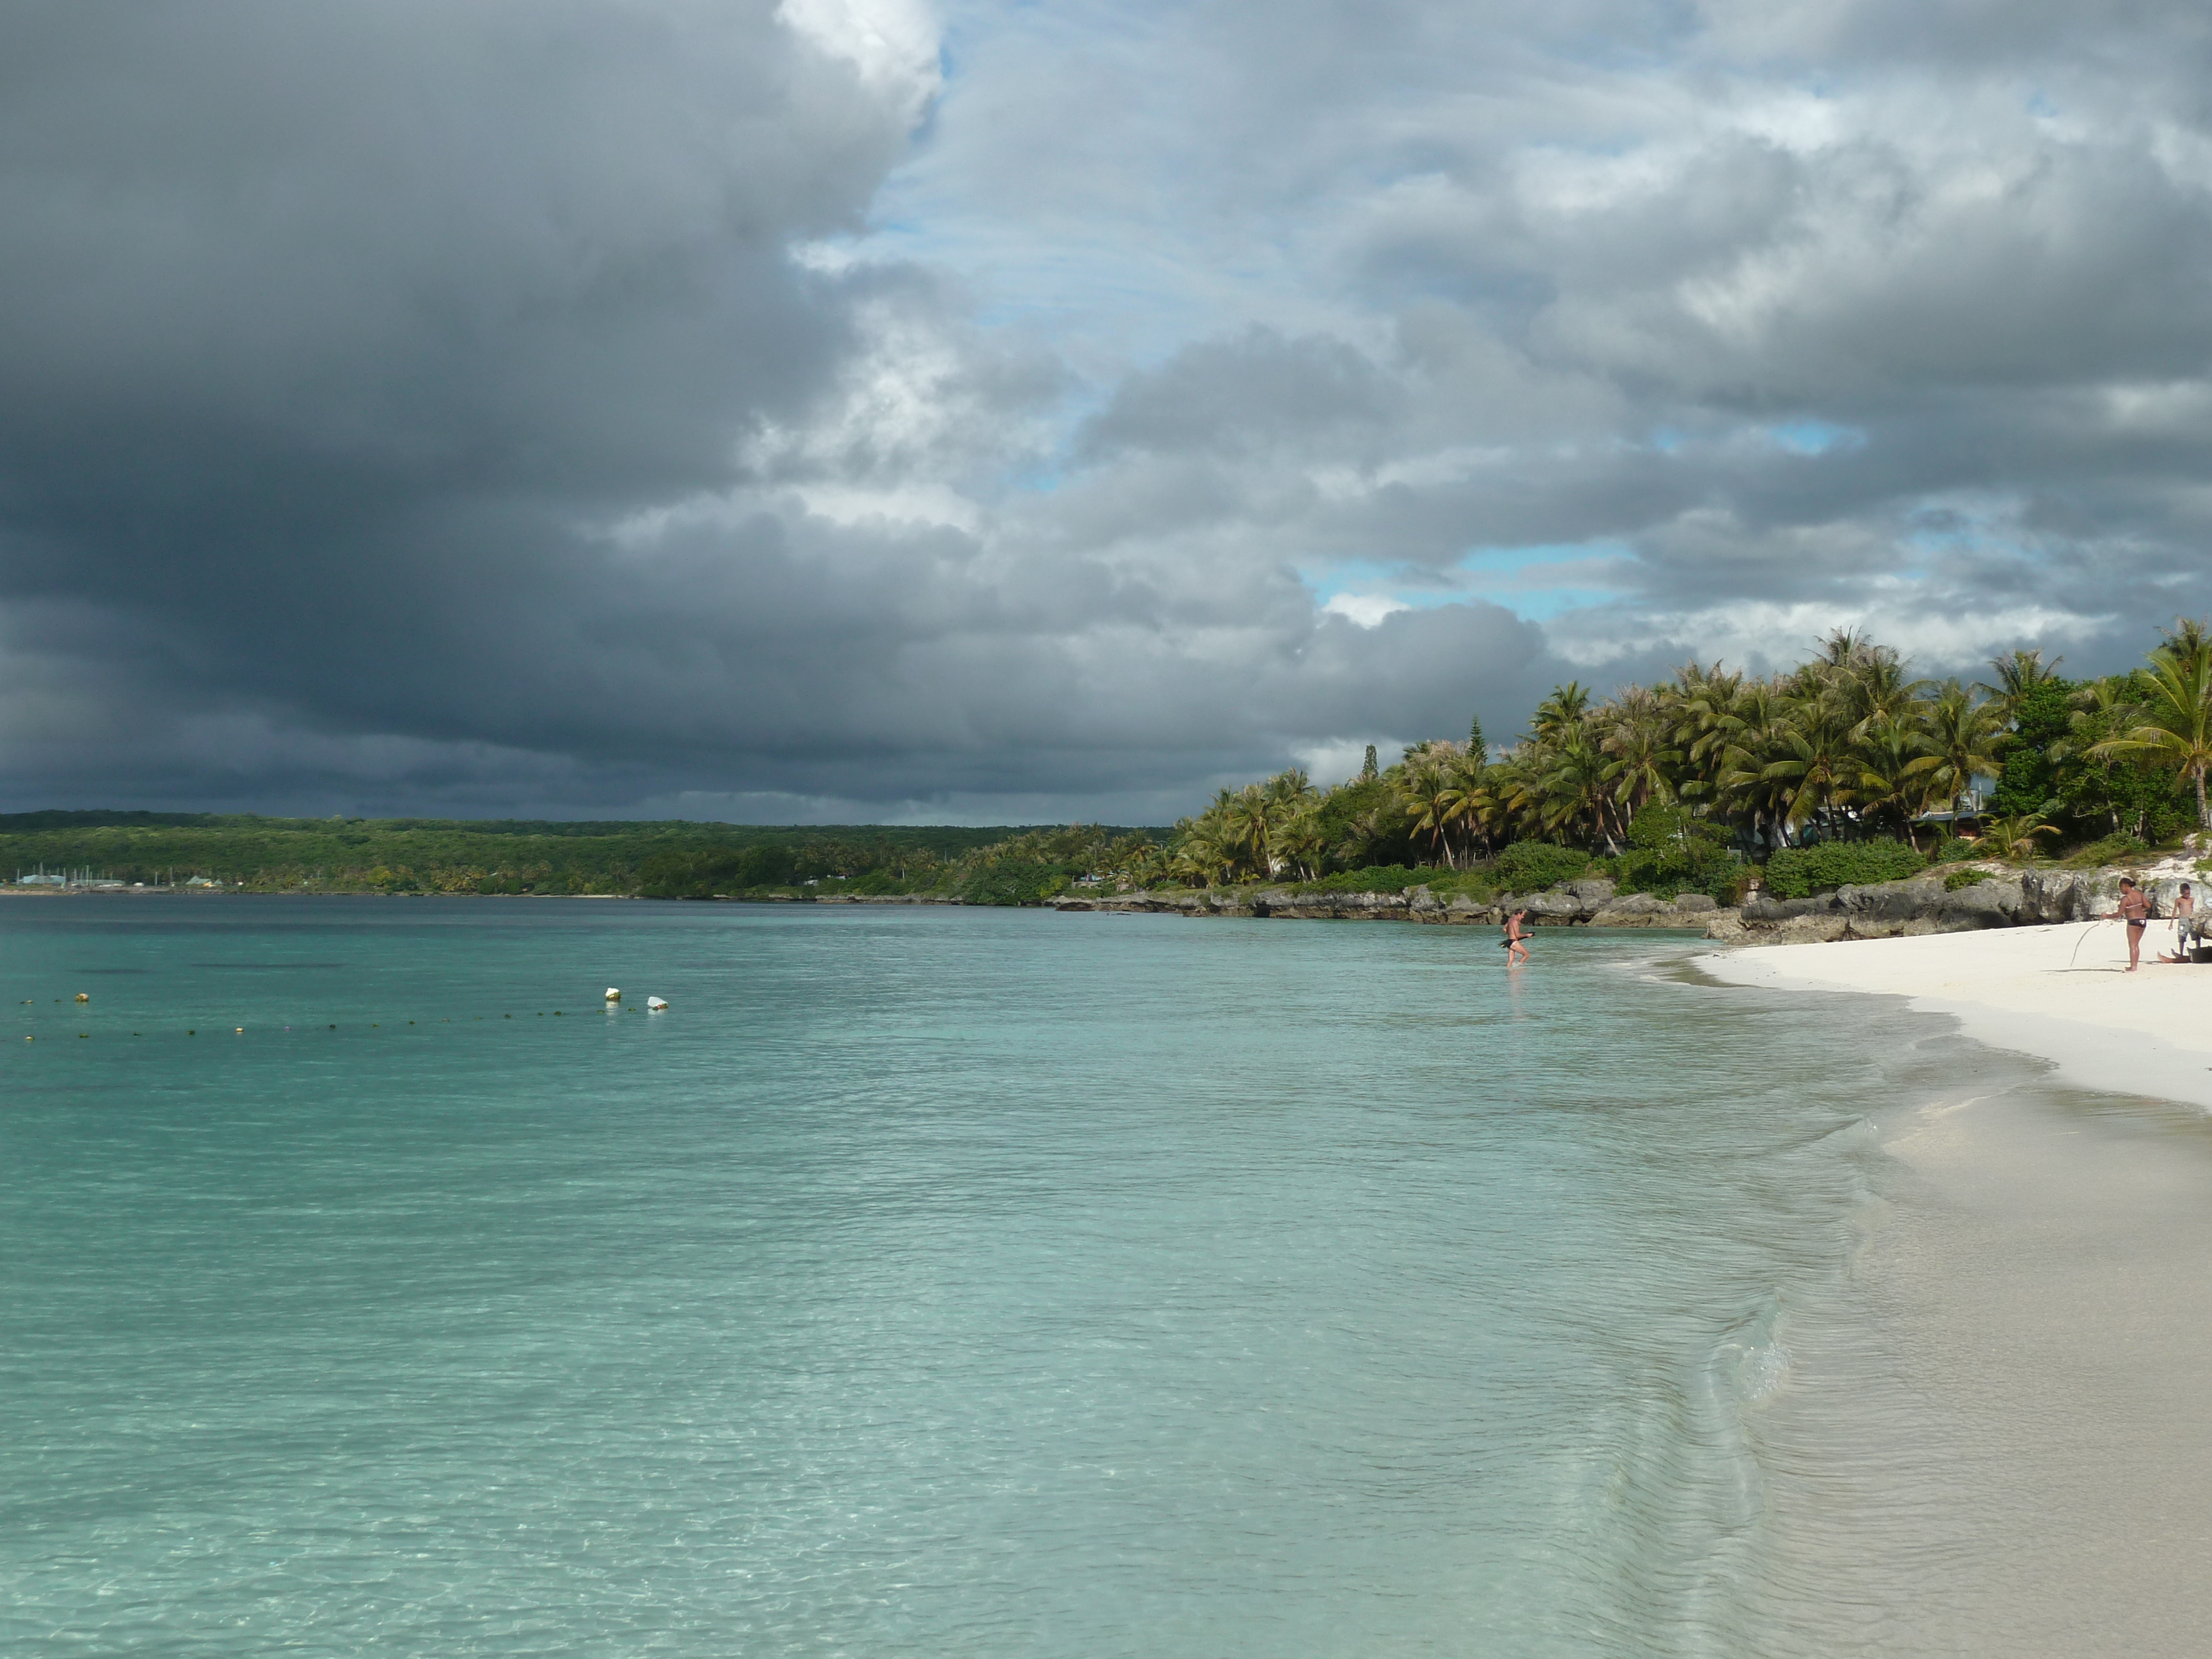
[1397,749,1460,867]
[1908,680,2008,826]
[1666,664,1746,813]
[1600,686,1677,825]
[1538,727,1621,848]
[2089,625,2212,828]
[1761,697,1859,841]
[1712,679,1794,849]
[1973,813,2059,861]
[1832,641,1930,742]
[1855,713,1935,848]
[1530,682,1590,744]
[1167,822,1233,886]
[1333,806,1392,870]
[1262,769,1318,874]
[1815,627,1872,669]
[1976,648,2064,723]
[1436,750,1496,863]
[1271,805,1327,882]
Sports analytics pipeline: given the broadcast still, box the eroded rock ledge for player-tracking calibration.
[1056,867,2192,943]
[1699,869,2156,945]
[1053,876,1715,928]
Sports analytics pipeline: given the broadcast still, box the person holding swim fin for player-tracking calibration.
[1502,906,1529,967]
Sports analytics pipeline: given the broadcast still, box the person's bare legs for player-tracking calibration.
[1507,937,1528,967]
[2127,922,2144,971]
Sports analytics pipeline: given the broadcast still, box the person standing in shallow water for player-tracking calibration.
[1503,907,1530,967]
[2114,877,2153,972]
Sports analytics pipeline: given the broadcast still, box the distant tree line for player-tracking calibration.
[0,817,1051,898]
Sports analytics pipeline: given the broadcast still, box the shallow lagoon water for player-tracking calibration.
[0,896,2091,1655]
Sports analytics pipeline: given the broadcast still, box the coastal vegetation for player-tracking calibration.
[1145,622,2212,905]
[0,814,1118,899]
[12,624,2210,910]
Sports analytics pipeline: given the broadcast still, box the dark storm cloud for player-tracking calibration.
[0,0,946,811]
[11,0,2212,819]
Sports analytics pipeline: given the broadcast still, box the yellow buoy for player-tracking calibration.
[74,992,88,1003]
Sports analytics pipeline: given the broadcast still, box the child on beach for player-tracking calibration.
[2159,881,2197,963]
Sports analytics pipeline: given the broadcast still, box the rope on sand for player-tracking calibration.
[2065,916,2115,970]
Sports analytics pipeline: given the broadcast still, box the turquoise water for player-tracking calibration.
[1,899,1953,1655]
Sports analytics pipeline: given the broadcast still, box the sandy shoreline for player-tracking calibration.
[1695,921,2212,1653]
[1697,917,2212,1112]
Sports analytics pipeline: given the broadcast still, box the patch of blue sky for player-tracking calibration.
[1455,541,1634,620]
[1301,559,1464,617]
[1874,493,2038,593]
[1766,419,1866,456]
[1645,420,1864,457]
[1302,541,1634,625]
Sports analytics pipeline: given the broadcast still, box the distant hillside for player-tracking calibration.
[0,813,1160,899]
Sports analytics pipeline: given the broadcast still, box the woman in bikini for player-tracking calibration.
[2115,876,2152,971]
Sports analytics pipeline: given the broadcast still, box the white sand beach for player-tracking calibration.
[1700,920,2212,1655]
[1699,917,2212,1110]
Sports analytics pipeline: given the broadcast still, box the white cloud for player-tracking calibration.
[1322,593,1416,628]
[777,0,941,110]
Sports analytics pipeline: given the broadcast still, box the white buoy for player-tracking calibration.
[646,996,669,1011]
[604,987,622,1002]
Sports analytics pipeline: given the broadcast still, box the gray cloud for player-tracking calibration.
[7,0,2212,820]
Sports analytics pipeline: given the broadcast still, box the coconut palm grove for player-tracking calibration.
[1137,621,2212,902]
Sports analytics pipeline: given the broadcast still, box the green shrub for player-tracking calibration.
[1933,836,1981,864]
[1302,865,1419,894]
[2065,832,2151,869]
[638,842,799,898]
[1418,869,1500,902]
[844,869,917,896]
[1493,841,1591,893]
[956,859,1071,905]
[1619,805,1738,900]
[1762,839,1927,899]
[1944,868,1990,891]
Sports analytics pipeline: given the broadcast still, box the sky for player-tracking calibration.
[6,0,2212,824]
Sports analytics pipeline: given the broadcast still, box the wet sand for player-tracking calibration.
[1698,930,2212,1653]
